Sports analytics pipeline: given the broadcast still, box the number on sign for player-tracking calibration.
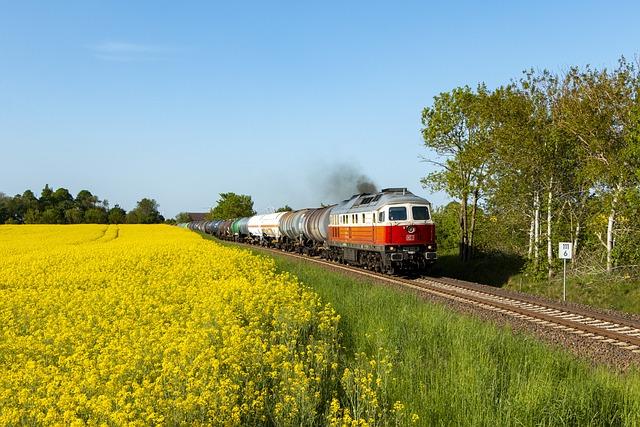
[558,242,573,259]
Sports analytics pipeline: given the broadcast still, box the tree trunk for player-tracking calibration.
[459,194,469,262]
[534,191,540,265]
[469,188,479,259]
[528,220,535,259]
[606,183,622,273]
[547,179,553,279]
[573,221,580,259]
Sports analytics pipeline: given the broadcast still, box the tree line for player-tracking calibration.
[0,185,165,224]
[422,57,640,277]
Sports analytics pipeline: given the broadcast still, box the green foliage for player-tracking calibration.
[84,208,108,224]
[175,212,192,223]
[422,56,640,277]
[431,202,460,254]
[129,198,163,224]
[208,192,256,220]
[125,211,139,224]
[0,186,150,225]
[275,205,293,212]
[108,205,126,224]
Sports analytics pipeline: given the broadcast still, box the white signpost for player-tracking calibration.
[559,242,573,301]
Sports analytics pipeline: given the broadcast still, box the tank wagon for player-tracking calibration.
[180,188,437,274]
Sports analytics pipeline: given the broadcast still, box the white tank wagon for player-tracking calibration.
[248,213,286,244]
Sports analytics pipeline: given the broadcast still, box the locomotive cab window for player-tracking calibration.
[388,207,407,221]
[378,211,385,222]
[412,206,430,221]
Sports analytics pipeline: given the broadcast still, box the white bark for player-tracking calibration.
[573,221,580,259]
[528,214,535,259]
[534,191,540,263]
[606,183,622,272]
[547,179,553,279]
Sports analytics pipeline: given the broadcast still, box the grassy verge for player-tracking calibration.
[238,247,640,425]
[504,272,640,315]
[435,250,640,315]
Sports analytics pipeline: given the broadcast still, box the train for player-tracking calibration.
[180,188,437,274]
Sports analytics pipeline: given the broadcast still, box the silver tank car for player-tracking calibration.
[279,209,311,240]
[302,205,335,243]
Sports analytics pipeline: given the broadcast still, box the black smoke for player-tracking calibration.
[320,164,378,202]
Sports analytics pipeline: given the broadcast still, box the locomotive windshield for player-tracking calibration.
[388,207,407,221]
[412,206,430,220]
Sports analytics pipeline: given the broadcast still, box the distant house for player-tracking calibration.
[187,212,208,222]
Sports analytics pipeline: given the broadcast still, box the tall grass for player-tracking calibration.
[434,249,640,315]
[266,253,640,425]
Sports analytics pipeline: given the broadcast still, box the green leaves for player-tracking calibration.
[208,192,256,220]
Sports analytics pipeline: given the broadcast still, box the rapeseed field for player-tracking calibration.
[0,225,346,425]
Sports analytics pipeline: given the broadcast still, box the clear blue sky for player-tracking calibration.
[2,1,638,218]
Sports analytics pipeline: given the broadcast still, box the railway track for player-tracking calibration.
[230,241,640,356]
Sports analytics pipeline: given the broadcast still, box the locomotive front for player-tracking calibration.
[327,188,436,273]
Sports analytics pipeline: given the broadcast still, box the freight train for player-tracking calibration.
[180,188,437,274]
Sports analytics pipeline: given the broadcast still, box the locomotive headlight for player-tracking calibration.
[407,226,415,234]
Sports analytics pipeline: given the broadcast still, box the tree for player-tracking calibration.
[421,85,493,261]
[40,207,62,224]
[126,211,139,224]
[76,190,99,211]
[175,212,192,223]
[84,208,108,224]
[556,59,640,272]
[108,205,127,224]
[276,205,293,212]
[130,198,162,224]
[207,193,256,220]
[0,192,8,224]
[52,188,74,211]
[65,208,84,224]
[39,184,54,210]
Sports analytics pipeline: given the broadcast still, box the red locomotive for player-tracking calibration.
[326,188,436,273]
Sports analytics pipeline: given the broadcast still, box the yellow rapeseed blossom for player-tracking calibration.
[0,225,341,425]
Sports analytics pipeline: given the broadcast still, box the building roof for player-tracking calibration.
[187,212,208,221]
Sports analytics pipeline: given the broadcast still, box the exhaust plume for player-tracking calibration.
[320,164,378,202]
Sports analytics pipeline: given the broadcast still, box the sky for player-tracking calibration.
[1,1,639,218]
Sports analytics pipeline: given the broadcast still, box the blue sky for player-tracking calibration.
[1,1,639,218]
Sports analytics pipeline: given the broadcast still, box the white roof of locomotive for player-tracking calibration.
[330,188,431,214]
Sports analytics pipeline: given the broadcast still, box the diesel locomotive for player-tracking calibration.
[181,188,437,273]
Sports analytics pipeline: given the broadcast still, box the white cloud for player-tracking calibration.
[89,41,178,62]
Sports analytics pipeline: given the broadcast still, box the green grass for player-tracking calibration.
[505,272,640,315]
[434,250,640,315]
[261,251,640,425]
[203,236,640,425]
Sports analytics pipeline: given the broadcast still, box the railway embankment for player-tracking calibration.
[214,237,640,425]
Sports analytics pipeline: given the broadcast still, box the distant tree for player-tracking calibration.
[164,218,177,225]
[64,208,84,224]
[0,192,9,224]
[275,205,293,212]
[21,190,39,213]
[84,208,108,224]
[40,207,62,224]
[208,193,256,220]
[75,190,99,211]
[52,188,74,212]
[130,198,162,224]
[126,211,139,224]
[175,212,192,223]
[108,205,127,224]
[39,184,54,210]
